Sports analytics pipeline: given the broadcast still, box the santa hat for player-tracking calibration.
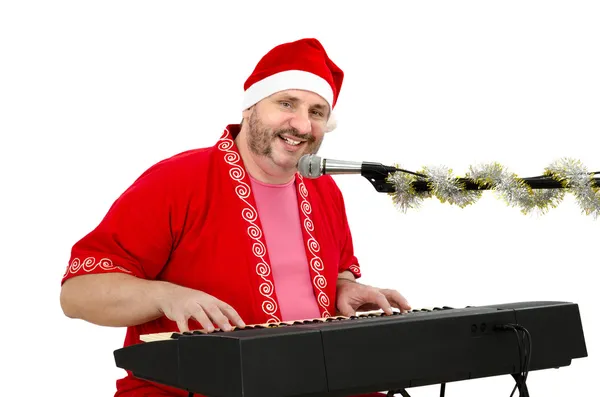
[242,38,343,131]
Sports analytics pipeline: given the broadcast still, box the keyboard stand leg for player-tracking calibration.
[387,382,446,397]
[387,389,411,397]
[511,374,530,397]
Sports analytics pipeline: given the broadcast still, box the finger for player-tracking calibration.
[204,305,233,331]
[336,298,356,317]
[383,289,411,312]
[176,317,190,333]
[191,307,215,333]
[219,303,246,329]
[368,289,393,315]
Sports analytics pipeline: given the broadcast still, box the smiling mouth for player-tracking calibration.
[278,134,305,146]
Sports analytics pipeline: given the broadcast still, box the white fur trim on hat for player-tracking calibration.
[325,111,337,132]
[242,70,334,111]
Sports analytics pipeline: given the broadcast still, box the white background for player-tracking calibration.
[1,1,598,396]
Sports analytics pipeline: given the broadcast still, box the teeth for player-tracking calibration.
[283,137,301,146]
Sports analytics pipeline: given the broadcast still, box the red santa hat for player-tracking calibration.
[242,38,344,124]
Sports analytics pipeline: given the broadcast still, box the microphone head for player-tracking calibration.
[298,154,323,178]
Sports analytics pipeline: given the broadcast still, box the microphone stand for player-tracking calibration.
[362,169,600,193]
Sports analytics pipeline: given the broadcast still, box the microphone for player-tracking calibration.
[297,154,401,179]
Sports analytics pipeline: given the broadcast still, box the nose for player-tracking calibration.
[289,111,312,135]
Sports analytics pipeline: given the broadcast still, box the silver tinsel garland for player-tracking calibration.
[466,163,565,215]
[387,158,600,218]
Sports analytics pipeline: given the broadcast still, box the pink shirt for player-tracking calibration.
[250,175,322,321]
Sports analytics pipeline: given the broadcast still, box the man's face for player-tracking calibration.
[244,89,330,174]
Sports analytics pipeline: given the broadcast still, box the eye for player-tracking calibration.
[279,101,292,108]
[311,110,324,117]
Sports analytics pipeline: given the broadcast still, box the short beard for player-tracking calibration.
[246,108,321,158]
[247,108,274,156]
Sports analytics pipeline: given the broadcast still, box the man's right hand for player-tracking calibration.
[155,282,246,333]
[60,273,246,333]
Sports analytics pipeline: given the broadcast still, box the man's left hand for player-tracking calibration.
[335,279,411,317]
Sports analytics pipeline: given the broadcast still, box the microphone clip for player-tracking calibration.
[360,162,401,193]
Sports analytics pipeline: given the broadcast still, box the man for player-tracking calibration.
[60,38,411,397]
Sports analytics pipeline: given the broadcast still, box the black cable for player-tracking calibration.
[508,326,524,397]
[496,323,532,397]
[395,168,600,187]
[514,325,533,384]
[395,167,428,178]
[513,326,531,394]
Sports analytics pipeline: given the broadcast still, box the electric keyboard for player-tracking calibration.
[113,301,587,397]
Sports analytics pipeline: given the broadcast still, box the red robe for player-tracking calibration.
[62,124,366,397]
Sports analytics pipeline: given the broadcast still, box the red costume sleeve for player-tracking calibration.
[62,154,196,284]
